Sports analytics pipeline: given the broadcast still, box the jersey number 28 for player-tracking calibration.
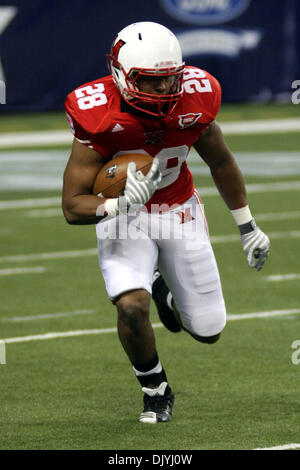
[183,68,212,94]
[75,84,108,110]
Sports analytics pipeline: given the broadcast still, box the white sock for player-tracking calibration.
[133,360,163,377]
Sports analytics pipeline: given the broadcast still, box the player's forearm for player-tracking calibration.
[62,194,107,225]
[210,159,248,210]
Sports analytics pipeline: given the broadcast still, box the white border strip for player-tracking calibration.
[2,310,300,344]
[254,443,300,450]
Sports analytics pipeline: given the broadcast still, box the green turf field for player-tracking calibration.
[0,104,300,450]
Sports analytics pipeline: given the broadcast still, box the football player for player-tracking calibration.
[62,22,270,423]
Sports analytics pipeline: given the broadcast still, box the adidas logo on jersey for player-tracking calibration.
[112,123,124,133]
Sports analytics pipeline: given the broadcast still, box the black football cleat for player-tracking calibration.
[139,382,175,423]
[152,273,181,332]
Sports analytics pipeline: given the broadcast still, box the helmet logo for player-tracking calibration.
[154,60,175,68]
[111,39,126,67]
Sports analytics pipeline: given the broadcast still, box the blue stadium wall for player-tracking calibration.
[0,0,299,111]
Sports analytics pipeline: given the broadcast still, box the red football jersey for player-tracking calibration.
[65,66,221,211]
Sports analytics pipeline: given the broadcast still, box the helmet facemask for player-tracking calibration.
[125,66,184,117]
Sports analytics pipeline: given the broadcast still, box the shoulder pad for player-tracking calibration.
[182,66,221,120]
[65,76,116,135]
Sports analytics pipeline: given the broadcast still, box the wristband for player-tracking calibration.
[103,198,119,217]
[230,205,252,225]
[231,205,257,235]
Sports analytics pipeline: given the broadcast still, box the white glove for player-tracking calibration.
[240,219,270,271]
[102,158,161,217]
[123,157,162,209]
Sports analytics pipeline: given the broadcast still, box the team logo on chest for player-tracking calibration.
[144,130,164,145]
[178,113,202,129]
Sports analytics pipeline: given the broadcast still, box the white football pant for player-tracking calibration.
[96,191,226,338]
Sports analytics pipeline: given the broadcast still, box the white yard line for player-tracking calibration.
[266,273,300,282]
[1,150,300,190]
[0,266,46,276]
[8,308,296,324]
[2,326,124,344]
[1,309,300,344]
[20,208,300,221]
[0,197,61,210]
[254,443,300,450]
[226,309,300,321]
[220,118,300,134]
[198,181,300,196]
[0,130,72,148]
[0,340,6,364]
[1,309,95,322]
[0,181,300,211]
[255,211,300,222]
[210,230,300,244]
[0,248,98,264]
[24,208,62,218]
[0,230,299,265]
[1,118,300,148]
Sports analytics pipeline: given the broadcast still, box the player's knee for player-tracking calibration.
[118,305,144,333]
[183,309,226,344]
[116,290,150,330]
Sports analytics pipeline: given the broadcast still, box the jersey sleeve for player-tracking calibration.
[205,71,222,121]
[182,66,222,130]
[64,93,93,148]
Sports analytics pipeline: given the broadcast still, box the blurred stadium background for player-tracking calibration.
[0,0,300,451]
